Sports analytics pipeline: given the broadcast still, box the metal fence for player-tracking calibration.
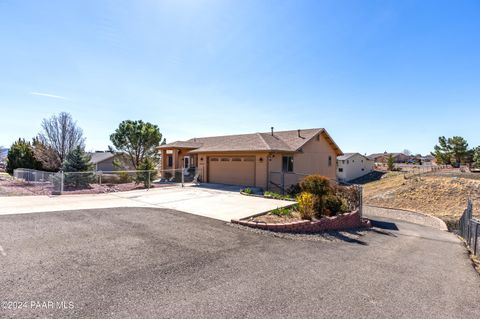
[457,199,479,257]
[13,168,199,195]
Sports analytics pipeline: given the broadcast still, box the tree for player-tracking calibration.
[62,147,94,189]
[6,138,42,174]
[109,120,162,169]
[387,154,395,171]
[431,136,469,166]
[32,138,61,171]
[402,149,412,156]
[473,147,480,169]
[36,112,85,171]
[136,157,157,188]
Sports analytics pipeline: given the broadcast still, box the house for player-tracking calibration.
[336,153,374,182]
[367,152,409,164]
[157,128,342,190]
[88,151,132,171]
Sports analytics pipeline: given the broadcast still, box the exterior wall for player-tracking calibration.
[337,154,374,182]
[267,132,339,190]
[195,152,269,188]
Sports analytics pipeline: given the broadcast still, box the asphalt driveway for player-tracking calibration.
[0,184,291,221]
[0,208,479,318]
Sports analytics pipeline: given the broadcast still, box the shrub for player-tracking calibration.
[118,172,133,184]
[324,194,346,216]
[300,175,333,215]
[286,183,302,197]
[264,191,292,200]
[136,157,157,188]
[241,187,253,194]
[296,192,315,220]
[270,206,292,217]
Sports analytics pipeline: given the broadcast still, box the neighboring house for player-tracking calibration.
[157,128,342,190]
[88,151,132,171]
[367,152,409,164]
[336,153,374,182]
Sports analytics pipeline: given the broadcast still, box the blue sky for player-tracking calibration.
[1,0,479,155]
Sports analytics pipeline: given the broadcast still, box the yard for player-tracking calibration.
[363,171,480,224]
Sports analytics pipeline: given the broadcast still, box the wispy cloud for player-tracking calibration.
[29,92,69,100]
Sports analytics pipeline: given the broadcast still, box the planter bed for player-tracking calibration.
[232,210,370,233]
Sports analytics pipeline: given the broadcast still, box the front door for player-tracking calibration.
[184,156,190,169]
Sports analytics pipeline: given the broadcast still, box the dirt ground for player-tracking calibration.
[363,172,480,224]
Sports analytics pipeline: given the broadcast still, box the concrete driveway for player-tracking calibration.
[0,207,479,318]
[0,184,291,221]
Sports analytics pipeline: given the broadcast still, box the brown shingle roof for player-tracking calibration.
[158,128,342,155]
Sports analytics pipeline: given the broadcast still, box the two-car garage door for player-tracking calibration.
[208,157,255,186]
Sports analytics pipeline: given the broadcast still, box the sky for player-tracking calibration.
[0,0,479,155]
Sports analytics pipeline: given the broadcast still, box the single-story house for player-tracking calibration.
[157,128,342,190]
[336,153,374,182]
[88,151,133,171]
[367,152,409,164]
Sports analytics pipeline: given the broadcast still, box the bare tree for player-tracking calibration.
[402,149,412,156]
[36,112,85,170]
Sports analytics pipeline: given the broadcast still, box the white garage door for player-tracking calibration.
[208,157,255,186]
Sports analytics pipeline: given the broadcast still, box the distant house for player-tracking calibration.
[337,153,374,182]
[367,152,409,164]
[88,152,132,171]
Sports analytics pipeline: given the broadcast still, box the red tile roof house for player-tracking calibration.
[157,128,343,191]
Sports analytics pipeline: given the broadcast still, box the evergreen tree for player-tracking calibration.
[6,138,42,174]
[62,147,94,189]
[387,154,395,171]
[473,147,480,169]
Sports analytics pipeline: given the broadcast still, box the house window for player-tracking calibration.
[328,156,332,167]
[347,160,349,165]
[361,159,364,163]
[282,156,294,172]
[338,168,343,172]
[167,155,173,167]
[361,168,365,171]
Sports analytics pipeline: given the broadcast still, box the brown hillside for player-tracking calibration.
[363,172,480,223]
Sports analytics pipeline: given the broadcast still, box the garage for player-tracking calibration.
[208,157,255,186]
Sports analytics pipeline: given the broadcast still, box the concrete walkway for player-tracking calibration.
[0,185,292,221]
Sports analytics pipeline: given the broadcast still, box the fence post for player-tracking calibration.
[358,185,363,218]
[473,222,478,256]
[60,171,64,194]
[99,172,102,186]
[281,173,285,195]
[148,171,151,189]
[181,169,184,187]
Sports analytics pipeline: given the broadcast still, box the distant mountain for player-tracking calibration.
[0,147,8,159]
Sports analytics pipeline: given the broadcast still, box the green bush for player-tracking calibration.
[264,191,292,200]
[270,206,292,217]
[241,187,253,194]
[299,175,332,196]
[323,194,346,216]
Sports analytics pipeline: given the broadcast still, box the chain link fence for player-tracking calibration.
[13,168,200,195]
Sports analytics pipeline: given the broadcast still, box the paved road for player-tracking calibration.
[0,208,479,318]
[0,184,291,221]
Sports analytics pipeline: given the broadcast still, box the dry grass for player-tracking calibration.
[363,172,480,224]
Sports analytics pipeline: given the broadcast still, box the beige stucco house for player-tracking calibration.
[336,153,374,182]
[157,128,342,190]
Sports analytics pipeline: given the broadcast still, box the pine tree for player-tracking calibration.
[6,138,42,174]
[62,147,94,189]
[387,154,395,171]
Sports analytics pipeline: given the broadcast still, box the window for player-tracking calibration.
[338,168,343,172]
[361,168,364,171]
[282,156,294,172]
[361,159,364,163]
[328,156,332,167]
[347,160,349,165]
[167,155,173,167]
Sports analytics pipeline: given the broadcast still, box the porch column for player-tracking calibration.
[160,149,167,170]
[173,150,179,169]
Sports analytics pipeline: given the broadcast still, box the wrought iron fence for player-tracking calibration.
[457,199,479,257]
